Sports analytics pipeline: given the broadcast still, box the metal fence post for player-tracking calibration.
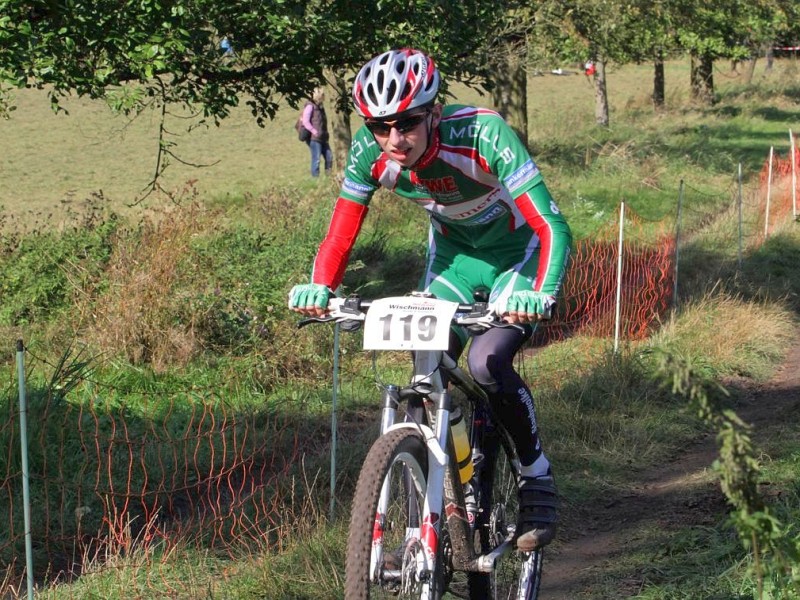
[614,202,625,353]
[16,340,34,600]
[329,323,340,522]
[738,164,744,270]
[673,180,684,307]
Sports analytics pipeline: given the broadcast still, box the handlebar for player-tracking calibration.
[297,295,523,331]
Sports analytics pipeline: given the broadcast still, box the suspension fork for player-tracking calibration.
[371,385,401,580]
[396,350,456,579]
[379,384,400,435]
[423,390,484,573]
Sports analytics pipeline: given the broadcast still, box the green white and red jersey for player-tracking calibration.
[310,104,572,307]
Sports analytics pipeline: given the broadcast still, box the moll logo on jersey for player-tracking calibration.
[448,122,517,165]
[447,123,501,149]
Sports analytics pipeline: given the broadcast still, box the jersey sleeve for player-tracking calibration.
[476,113,572,297]
[514,183,572,297]
[311,197,369,289]
[310,127,382,290]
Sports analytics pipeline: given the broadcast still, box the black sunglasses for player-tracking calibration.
[365,111,430,136]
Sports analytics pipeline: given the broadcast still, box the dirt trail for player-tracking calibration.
[539,334,800,599]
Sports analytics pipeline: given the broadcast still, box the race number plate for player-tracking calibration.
[363,297,459,351]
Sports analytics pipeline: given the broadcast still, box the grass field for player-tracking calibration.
[3,58,796,224]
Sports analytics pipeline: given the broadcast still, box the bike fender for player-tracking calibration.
[381,422,447,467]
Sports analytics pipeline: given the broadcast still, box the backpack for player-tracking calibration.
[295,113,311,143]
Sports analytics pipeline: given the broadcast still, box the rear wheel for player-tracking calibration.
[345,428,446,599]
[468,431,544,599]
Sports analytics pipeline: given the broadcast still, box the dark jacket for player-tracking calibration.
[307,102,329,143]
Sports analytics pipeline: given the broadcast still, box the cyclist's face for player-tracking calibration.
[365,105,442,167]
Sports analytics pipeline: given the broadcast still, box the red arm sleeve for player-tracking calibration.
[311,197,369,289]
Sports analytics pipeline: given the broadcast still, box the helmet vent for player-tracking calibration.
[367,85,379,106]
[387,80,398,101]
[401,82,412,100]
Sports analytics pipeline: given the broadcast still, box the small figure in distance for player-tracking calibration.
[220,35,235,58]
[301,87,333,177]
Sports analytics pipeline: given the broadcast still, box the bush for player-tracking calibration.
[0,216,118,326]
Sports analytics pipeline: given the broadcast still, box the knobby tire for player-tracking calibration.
[345,428,445,600]
[466,429,544,600]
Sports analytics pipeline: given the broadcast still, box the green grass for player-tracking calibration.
[1,57,800,598]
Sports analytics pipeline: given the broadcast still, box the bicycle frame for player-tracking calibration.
[300,294,527,592]
[371,345,521,586]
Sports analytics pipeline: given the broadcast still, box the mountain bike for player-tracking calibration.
[300,292,544,599]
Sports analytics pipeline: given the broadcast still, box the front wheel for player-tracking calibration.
[345,428,446,599]
[468,431,544,599]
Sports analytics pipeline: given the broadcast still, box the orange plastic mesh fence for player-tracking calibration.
[534,205,676,345]
[759,139,800,236]
[0,386,307,591]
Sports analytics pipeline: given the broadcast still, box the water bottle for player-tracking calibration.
[449,406,474,484]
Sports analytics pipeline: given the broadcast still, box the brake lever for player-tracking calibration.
[297,296,366,330]
[297,315,336,329]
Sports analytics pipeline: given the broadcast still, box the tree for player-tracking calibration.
[670,0,789,104]
[0,1,319,121]
[0,0,506,188]
[532,0,643,127]
[470,5,536,146]
[739,0,800,84]
[623,0,678,111]
[306,0,507,172]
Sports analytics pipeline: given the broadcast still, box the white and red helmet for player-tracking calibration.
[352,49,440,118]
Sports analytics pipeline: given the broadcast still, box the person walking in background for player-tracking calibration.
[301,87,333,177]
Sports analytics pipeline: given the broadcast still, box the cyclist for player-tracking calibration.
[288,48,572,552]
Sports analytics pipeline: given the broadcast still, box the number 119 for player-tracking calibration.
[379,314,438,342]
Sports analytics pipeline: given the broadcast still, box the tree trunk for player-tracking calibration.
[765,44,774,72]
[489,44,529,147]
[690,52,715,105]
[743,55,758,85]
[594,58,609,127]
[653,52,665,111]
[325,68,352,178]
